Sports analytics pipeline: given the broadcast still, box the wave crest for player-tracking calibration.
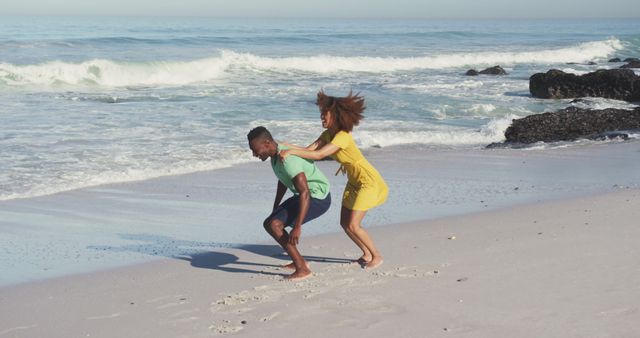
[0,57,229,87]
[0,38,623,87]
[355,115,519,148]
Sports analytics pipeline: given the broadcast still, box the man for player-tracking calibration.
[247,126,331,281]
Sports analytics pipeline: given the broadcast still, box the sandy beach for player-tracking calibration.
[1,187,639,337]
[0,137,640,338]
[2,138,640,337]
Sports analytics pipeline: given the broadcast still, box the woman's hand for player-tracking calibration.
[279,149,291,162]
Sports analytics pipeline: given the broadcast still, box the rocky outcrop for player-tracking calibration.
[529,69,640,102]
[624,58,640,62]
[621,60,640,69]
[466,65,507,76]
[480,66,507,75]
[609,58,621,62]
[496,107,640,144]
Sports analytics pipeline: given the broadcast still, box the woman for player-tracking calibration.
[280,90,388,269]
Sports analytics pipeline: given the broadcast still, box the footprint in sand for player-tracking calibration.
[210,262,444,330]
[209,322,243,335]
[215,293,265,307]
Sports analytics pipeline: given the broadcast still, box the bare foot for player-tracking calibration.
[356,254,372,263]
[364,256,384,269]
[284,268,312,281]
[280,262,311,270]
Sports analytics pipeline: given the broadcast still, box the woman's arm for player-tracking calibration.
[304,136,327,151]
[279,142,306,150]
[280,142,339,161]
[281,136,326,151]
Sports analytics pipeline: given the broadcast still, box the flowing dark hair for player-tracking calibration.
[316,90,365,132]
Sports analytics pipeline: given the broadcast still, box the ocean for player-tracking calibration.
[2,17,639,201]
[2,17,640,286]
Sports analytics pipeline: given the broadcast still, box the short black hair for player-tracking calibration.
[247,126,274,143]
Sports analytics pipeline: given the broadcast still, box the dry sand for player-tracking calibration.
[1,188,638,338]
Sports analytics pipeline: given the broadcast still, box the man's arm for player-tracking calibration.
[273,180,287,211]
[289,172,310,245]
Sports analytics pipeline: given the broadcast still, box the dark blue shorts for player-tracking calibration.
[267,193,331,227]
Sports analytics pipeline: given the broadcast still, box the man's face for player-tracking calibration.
[249,138,272,161]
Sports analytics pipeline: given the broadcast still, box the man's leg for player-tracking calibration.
[262,216,288,247]
[263,217,311,280]
[277,193,331,269]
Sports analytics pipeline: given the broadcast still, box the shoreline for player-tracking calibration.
[1,139,640,287]
[3,135,638,204]
[1,188,638,337]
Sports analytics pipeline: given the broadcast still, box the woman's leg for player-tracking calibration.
[340,207,372,262]
[340,206,383,268]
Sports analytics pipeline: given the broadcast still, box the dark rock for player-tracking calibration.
[465,69,479,76]
[587,61,597,65]
[501,106,640,144]
[479,65,507,75]
[621,60,640,69]
[623,58,640,62]
[529,69,640,102]
[486,141,535,149]
[609,58,621,63]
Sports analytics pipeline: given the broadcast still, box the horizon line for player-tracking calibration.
[1,14,639,20]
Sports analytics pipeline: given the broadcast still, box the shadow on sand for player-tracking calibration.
[88,233,352,277]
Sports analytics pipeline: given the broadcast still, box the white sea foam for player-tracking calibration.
[385,80,484,92]
[560,68,589,75]
[464,104,497,114]
[355,115,518,148]
[222,39,621,73]
[0,149,253,201]
[569,97,640,110]
[0,39,623,88]
[0,57,230,87]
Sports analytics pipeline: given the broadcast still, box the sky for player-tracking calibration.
[0,0,638,18]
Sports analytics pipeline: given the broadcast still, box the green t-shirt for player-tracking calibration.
[271,144,330,199]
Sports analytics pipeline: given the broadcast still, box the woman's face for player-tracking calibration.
[320,109,333,129]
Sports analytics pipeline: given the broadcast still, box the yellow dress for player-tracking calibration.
[321,130,388,211]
